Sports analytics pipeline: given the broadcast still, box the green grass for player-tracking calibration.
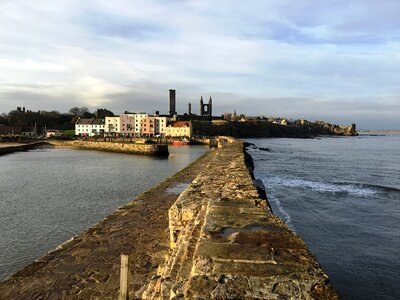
[63,129,75,137]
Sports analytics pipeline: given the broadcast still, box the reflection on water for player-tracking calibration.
[0,145,208,281]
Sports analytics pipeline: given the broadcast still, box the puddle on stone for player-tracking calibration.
[165,183,190,195]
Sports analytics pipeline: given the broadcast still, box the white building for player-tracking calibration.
[75,118,105,137]
[105,116,121,134]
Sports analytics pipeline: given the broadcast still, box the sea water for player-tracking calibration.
[246,134,400,300]
[0,145,209,281]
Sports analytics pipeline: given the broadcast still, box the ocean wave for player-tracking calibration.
[262,176,379,197]
[267,193,295,231]
[336,182,400,193]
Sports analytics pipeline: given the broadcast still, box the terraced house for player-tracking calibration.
[75,118,105,137]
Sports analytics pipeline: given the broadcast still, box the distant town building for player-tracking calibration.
[120,114,135,136]
[166,121,192,138]
[268,117,288,126]
[21,127,35,137]
[133,113,148,136]
[45,130,62,138]
[0,126,35,136]
[104,116,121,134]
[141,116,168,137]
[75,118,105,137]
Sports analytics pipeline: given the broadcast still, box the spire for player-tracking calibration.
[209,96,212,104]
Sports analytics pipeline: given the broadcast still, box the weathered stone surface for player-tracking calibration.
[49,140,169,155]
[143,137,338,299]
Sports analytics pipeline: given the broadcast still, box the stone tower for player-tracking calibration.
[208,96,212,118]
[169,89,176,117]
[200,96,212,120]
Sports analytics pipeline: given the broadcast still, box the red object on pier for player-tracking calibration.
[172,139,190,145]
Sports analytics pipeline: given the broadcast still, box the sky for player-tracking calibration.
[0,0,399,129]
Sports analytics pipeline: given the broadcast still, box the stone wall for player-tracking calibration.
[143,138,338,299]
[49,140,169,156]
[0,142,45,156]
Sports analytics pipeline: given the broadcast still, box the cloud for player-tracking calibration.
[0,0,399,129]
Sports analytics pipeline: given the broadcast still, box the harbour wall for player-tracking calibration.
[0,142,46,156]
[143,137,338,299]
[48,140,169,156]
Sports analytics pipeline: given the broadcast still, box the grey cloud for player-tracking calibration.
[76,12,167,39]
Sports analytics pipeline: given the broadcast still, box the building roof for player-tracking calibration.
[0,126,22,134]
[75,118,105,125]
[76,118,94,125]
[169,121,191,128]
[91,118,105,125]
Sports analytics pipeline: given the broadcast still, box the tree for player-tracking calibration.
[0,113,8,125]
[68,107,91,116]
[68,107,81,116]
[95,108,114,118]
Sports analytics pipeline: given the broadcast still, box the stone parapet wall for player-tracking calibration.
[143,139,338,299]
[49,140,169,156]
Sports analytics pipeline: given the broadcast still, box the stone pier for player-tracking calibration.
[49,140,169,156]
[0,142,46,156]
[143,138,338,299]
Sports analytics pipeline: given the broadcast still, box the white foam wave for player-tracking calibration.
[267,193,295,231]
[264,176,378,197]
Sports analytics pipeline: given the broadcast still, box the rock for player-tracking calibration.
[258,147,271,151]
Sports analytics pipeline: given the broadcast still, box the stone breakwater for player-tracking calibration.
[143,137,338,299]
[0,142,46,156]
[49,140,169,156]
